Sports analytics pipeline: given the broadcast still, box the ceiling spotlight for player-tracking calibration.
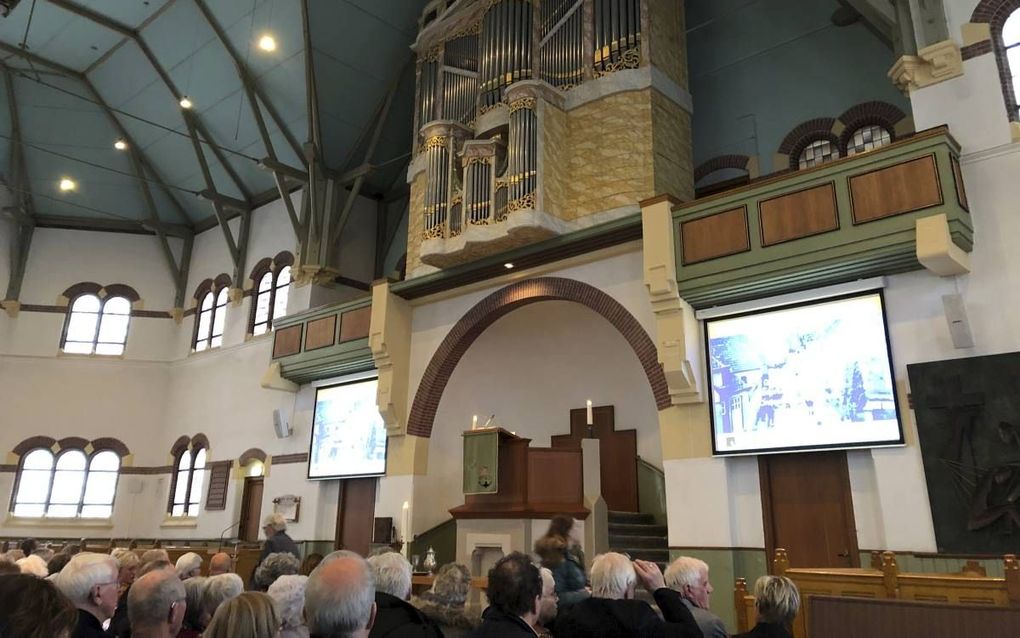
[58,178,77,192]
[179,96,193,109]
[114,139,128,150]
[504,262,514,269]
[258,34,277,52]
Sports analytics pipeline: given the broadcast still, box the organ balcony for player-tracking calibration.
[407,0,693,277]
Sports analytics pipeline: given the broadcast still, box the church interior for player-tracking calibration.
[2,0,1020,634]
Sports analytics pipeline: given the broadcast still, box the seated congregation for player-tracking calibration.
[0,515,800,638]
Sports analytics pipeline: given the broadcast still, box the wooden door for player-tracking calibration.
[335,478,378,555]
[239,477,264,542]
[759,451,859,569]
[551,406,638,512]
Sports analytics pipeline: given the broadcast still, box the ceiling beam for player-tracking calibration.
[300,0,323,151]
[191,0,304,162]
[32,214,192,237]
[2,62,36,307]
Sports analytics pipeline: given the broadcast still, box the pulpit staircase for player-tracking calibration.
[608,510,669,569]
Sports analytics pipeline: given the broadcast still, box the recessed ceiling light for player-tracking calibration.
[179,96,193,109]
[258,34,277,52]
[114,139,128,150]
[504,263,514,269]
[58,178,77,192]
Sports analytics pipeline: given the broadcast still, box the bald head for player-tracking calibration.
[128,568,186,638]
[305,551,376,637]
[209,553,233,576]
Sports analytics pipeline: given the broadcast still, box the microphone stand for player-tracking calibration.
[217,520,241,553]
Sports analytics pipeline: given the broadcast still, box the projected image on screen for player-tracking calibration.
[706,292,903,455]
[308,378,387,479]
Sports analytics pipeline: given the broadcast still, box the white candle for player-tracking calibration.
[472,414,478,430]
[586,400,593,425]
[401,501,410,557]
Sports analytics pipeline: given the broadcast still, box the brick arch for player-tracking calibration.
[406,277,670,438]
[239,448,267,465]
[971,0,1020,121]
[837,101,909,149]
[778,117,838,156]
[694,154,750,183]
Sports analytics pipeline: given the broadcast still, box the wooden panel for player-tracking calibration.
[760,451,859,569]
[759,183,839,246]
[809,596,1020,638]
[951,155,969,211]
[849,154,943,224]
[305,315,337,351]
[336,477,377,556]
[680,206,750,264]
[204,462,231,511]
[239,477,264,543]
[552,406,638,513]
[273,325,302,358]
[526,448,583,506]
[339,306,372,343]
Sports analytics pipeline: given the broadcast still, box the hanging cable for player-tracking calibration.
[3,181,190,228]
[0,133,202,197]
[8,68,264,164]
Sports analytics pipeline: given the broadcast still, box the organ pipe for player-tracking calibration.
[507,99,536,206]
[594,0,640,75]
[480,0,533,108]
[418,60,439,130]
[423,137,450,238]
[464,158,493,224]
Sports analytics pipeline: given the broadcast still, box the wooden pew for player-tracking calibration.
[734,549,1020,638]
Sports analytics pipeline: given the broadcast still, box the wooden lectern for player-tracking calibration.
[451,428,588,519]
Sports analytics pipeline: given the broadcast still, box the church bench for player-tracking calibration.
[807,595,1020,637]
[734,549,1020,638]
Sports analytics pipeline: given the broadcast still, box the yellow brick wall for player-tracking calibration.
[651,88,694,201]
[406,171,427,274]
[540,100,569,217]
[563,89,656,219]
[646,0,688,89]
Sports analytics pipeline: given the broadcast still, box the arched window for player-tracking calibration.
[1002,9,1020,117]
[194,286,229,352]
[169,446,207,517]
[798,138,840,169]
[62,295,131,355]
[12,448,120,518]
[250,254,294,336]
[844,124,893,156]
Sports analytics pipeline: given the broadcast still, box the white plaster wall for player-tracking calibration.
[410,294,662,534]
[663,456,764,548]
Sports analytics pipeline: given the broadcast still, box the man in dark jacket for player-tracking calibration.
[367,552,443,637]
[251,513,301,587]
[555,553,703,638]
[470,552,543,637]
[53,553,121,638]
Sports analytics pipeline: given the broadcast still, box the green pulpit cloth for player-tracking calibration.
[463,430,499,495]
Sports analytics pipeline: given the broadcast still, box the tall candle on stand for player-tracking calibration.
[586,400,593,425]
[401,501,410,557]
[472,414,478,430]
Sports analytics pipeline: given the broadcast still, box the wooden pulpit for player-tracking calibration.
[450,428,588,519]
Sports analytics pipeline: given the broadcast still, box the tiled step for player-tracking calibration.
[607,511,656,525]
[608,522,668,537]
[606,534,668,549]
[611,547,670,563]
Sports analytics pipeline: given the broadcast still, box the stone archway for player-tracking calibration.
[406,276,670,438]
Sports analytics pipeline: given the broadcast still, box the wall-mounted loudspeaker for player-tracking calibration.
[942,293,975,349]
[273,408,293,439]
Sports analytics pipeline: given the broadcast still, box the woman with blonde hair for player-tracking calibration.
[203,591,281,638]
[733,575,801,638]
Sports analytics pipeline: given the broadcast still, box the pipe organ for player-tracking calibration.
[409,0,691,274]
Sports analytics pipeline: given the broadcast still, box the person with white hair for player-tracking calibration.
[305,550,377,638]
[555,552,702,638]
[267,574,311,638]
[54,552,121,638]
[178,576,208,638]
[201,573,244,624]
[253,551,301,591]
[16,553,49,578]
[664,556,727,638]
[535,567,558,638]
[175,552,203,580]
[254,513,300,582]
[127,567,187,638]
[733,575,800,638]
[366,551,442,637]
[111,549,141,592]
